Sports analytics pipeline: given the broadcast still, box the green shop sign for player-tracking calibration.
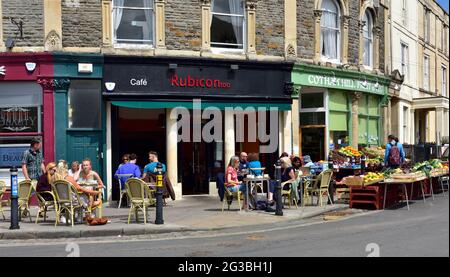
[292,63,390,95]
[299,73,385,95]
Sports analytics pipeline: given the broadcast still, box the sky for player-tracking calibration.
[436,0,449,12]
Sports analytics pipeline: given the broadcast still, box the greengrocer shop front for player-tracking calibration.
[291,63,390,162]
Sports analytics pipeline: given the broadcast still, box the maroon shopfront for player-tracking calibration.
[0,53,55,183]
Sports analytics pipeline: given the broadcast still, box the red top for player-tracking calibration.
[225,166,238,187]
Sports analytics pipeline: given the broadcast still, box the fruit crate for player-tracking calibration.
[350,184,398,210]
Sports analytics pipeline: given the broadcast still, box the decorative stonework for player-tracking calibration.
[53,78,71,91]
[199,0,210,5]
[44,30,62,51]
[37,78,56,90]
[37,78,70,91]
[286,43,296,58]
[313,9,322,18]
[246,0,257,10]
[292,85,301,98]
[342,15,351,27]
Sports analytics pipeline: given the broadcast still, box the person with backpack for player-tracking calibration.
[384,135,406,169]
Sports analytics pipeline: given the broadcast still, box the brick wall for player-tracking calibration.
[377,7,385,72]
[256,0,284,56]
[297,0,315,60]
[165,0,202,51]
[2,0,44,47]
[62,0,102,48]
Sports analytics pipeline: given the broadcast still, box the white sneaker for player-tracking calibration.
[59,216,66,224]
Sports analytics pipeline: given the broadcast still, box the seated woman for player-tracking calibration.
[36,162,58,201]
[55,160,102,211]
[267,157,301,205]
[225,156,247,208]
[247,153,263,176]
[77,158,104,189]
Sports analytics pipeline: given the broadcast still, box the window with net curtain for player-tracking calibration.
[363,10,373,68]
[321,0,340,61]
[112,0,154,45]
[210,0,245,49]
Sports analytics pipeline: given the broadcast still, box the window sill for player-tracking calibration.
[320,57,342,67]
[113,43,155,50]
[211,47,245,56]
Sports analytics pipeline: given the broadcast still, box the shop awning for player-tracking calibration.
[111,101,292,111]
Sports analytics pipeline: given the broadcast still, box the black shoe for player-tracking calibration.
[265,206,276,212]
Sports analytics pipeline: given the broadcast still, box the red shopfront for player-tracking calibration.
[0,53,55,182]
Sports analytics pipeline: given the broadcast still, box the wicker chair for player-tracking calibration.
[18,180,34,222]
[0,180,6,221]
[305,169,334,207]
[35,190,58,224]
[52,180,84,227]
[125,178,155,224]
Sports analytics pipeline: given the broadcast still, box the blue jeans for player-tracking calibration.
[227,184,247,193]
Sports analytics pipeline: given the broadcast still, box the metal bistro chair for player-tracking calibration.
[0,180,6,220]
[18,180,34,222]
[439,175,449,197]
[52,180,84,227]
[116,174,133,208]
[125,178,155,224]
[248,167,266,196]
[305,169,334,207]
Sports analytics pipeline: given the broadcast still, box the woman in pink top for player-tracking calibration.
[225,156,247,208]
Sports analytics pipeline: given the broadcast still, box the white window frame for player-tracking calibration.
[443,65,447,97]
[403,106,408,143]
[210,0,246,54]
[320,0,341,64]
[363,10,373,69]
[423,55,430,91]
[111,0,155,49]
[400,42,409,81]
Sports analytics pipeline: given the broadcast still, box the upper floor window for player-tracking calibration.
[443,26,448,54]
[443,66,447,97]
[424,8,430,43]
[210,0,245,50]
[112,0,154,45]
[400,42,409,81]
[363,11,373,68]
[402,0,408,27]
[320,0,340,62]
[423,55,430,91]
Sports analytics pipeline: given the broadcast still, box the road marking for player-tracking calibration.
[0,210,382,248]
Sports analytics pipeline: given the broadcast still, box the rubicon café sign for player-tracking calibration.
[170,74,231,89]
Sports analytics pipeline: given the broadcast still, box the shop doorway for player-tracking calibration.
[67,131,103,177]
[111,107,166,200]
[300,127,325,162]
[180,141,216,195]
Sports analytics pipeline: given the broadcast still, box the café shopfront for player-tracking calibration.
[103,56,293,200]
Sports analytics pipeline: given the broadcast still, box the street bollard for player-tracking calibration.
[274,160,283,216]
[155,162,164,225]
[361,155,366,175]
[10,166,19,230]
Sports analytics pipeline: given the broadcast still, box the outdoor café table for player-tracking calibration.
[380,176,428,211]
[78,181,103,217]
[243,176,271,211]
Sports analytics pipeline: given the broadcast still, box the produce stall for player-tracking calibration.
[332,153,448,209]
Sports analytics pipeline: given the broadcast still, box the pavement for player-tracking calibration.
[0,195,348,240]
